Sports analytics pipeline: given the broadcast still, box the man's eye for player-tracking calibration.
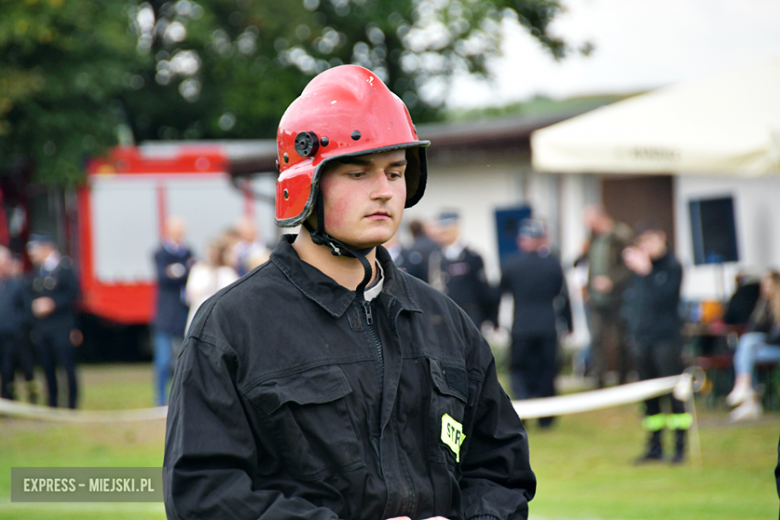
[348,171,365,178]
[387,171,403,180]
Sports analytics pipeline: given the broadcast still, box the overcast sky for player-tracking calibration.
[447,0,780,108]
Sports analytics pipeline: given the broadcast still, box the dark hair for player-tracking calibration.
[633,219,665,237]
[408,220,425,239]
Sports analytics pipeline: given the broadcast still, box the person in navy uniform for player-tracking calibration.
[152,216,193,406]
[431,211,497,330]
[23,233,80,409]
[499,219,572,428]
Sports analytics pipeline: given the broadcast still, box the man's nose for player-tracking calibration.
[371,171,394,200]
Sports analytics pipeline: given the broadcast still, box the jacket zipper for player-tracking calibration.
[359,296,385,480]
[361,298,384,371]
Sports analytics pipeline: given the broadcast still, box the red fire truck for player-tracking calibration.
[2,141,278,360]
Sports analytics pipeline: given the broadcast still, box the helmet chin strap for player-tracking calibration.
[304,189,375,296]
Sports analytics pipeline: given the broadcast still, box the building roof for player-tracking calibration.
[137,106,598,176]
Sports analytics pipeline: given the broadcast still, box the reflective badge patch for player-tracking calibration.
[441,413,465,462]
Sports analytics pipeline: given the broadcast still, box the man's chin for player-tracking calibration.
[325,224,397,251]
[330,233,391,252]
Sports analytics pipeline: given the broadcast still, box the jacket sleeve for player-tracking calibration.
[164,336,340,520]
[556,271,574,334]
[474,254,500,327]
[459,325,536,520]
[50,265,79,315]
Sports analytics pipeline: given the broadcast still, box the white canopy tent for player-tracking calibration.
[531,57,780,175]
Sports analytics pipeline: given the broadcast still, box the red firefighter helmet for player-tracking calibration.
[276,65,430,227]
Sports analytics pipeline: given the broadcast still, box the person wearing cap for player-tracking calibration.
[498,219,572,428]
[431,211,497,331]
[164,65,535,520]
[622,222,688,463]
[22,233,80,409]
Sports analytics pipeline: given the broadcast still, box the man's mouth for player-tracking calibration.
[366,210,391,219]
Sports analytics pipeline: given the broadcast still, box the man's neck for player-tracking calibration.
[42,251,60,272]
[292,229,378,291]
[443,239,465,261]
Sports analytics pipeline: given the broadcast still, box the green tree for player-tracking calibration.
[124,0,571,142]
[0,0,142,185]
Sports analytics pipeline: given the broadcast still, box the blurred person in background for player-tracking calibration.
[402,218,441,283]
[152,216,193,406]
[220,228,242,271]
[723,272,762,327]
[583,205,633,387]
[23,233,79,408]
[0,246,37,403]
[571,249,592,378]
[432,210,497,330]
[725,270,780,422]
[184,236,239,332]
[499,219,572,428]
[622,222,687,463]
[233,215,270,276]
[382,232,405,266]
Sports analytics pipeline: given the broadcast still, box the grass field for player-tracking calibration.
[1,364,778,519]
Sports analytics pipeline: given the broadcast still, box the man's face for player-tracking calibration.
[636,231,667,259]
[319,149,407,249]
[27,243,51,266]
[435,223,459,247]
[519,235,543,252]
[166,219,186,244]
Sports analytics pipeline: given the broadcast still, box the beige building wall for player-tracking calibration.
[402,157,575,283]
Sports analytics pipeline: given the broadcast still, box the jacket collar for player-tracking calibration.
[375,244,422,314]
[270,235,422,318]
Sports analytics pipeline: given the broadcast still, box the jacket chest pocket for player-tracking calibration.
[246,365,364,480]
[426,358,469,465]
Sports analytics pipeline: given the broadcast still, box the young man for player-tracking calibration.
[164,65,536,520]
[622,222,688,463]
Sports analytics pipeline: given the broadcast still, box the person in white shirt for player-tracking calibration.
[185,237,239,332]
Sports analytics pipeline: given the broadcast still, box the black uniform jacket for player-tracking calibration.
[21,257,79,336]
[164,236,536,520]
[623,252,682,345]
[0,276,24,336]
[439,248,496,328]
[500,251,571,338]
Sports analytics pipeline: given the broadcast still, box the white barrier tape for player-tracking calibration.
[513,374,692,419]
[1,374,694,423]
[0,398,167,423]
